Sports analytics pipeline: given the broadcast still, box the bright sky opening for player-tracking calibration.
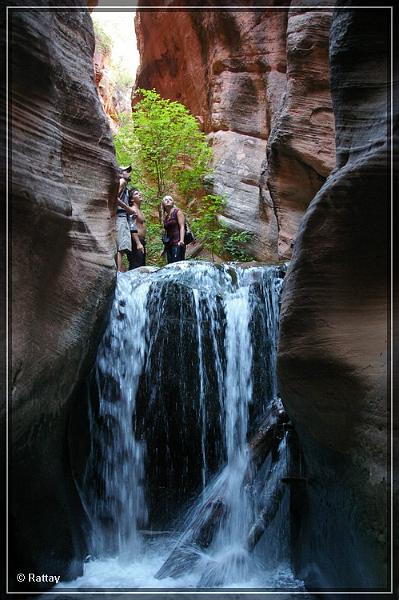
[91,7,140,82]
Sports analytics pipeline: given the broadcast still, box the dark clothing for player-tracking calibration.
[127,198,138,233]
[163,208,181,246]
[117,187,138,233]
[117,187,129,217]
[128,237,146,269]
[163,207,186,263]
[166,244,185,264]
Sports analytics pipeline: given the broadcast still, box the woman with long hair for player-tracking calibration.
[161,195,186,264]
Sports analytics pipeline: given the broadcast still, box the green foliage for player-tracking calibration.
[131,89,212,198]
[189,194,224,255]
[189,195,254,262]
[138,186,164,266]
[122,253,130,270]
[223,230,254,262]
[114,91,211,203]
[112,94,254,265]
[113,112,140,177]
[144,220,164,265]
[92,20,113,56]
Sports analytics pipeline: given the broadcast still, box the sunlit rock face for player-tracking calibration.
[135,2,335,260]
[9,6,117,589]
[93,47,119,132]
[93,47,132,132]
[278,6,391,589]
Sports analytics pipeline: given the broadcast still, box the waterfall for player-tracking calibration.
[195,277,256,586]
[82,273,151,560]
[65,262,304,590]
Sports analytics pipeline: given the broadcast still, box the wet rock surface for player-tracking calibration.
[135,2,335,261]
[9,5,117,590]
[278,5,392,589]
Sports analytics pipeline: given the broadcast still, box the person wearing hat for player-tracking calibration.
[115,166,143,271]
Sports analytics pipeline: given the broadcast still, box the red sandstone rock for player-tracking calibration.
[135,10,208,123]
[135,3,335,261]
[93,47,119,132]
[265,4,336,259]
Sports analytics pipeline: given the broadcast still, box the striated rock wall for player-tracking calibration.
[278,5,392,589]
[8,5,117,589]
[264,2,335,258]
[135,1,335,261]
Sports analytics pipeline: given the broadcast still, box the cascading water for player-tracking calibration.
[62,262,304,590]
[82,275,151,560]
[194,277,255,586]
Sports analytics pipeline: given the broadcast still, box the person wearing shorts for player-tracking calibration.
[115,167,143,271]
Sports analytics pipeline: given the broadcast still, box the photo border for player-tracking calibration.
[5,3,395,595]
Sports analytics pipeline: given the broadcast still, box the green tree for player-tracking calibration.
[113,93,253,266]
[113,112,140,177]
[130,89,212,198]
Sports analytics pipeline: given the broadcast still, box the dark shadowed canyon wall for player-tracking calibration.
[278,5,392,590]
[135,0,336,261]
[8,5,117,589]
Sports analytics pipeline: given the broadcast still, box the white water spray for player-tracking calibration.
[62,262,303,591]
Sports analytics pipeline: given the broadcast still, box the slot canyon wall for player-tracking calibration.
[135,0,336,261]
[136,0,392,590]
[7,4,118,589]
[278,5,392,590]
[93,42,133,133]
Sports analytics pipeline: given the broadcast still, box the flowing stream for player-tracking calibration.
[62,262,304,590]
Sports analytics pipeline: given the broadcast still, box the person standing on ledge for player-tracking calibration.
[116,166,143,272]
[161,195,186,264]
[127,188,146,269]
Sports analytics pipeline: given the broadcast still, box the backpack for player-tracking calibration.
[184,218,195,245]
